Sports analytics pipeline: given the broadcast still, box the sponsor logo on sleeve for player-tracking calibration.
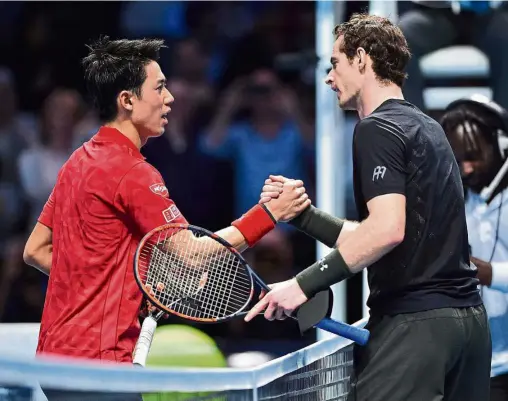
[162,204,182,223]
[150,183,169,197]
[372,166,386,181]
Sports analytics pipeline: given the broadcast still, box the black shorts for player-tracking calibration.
[347,305,492,401]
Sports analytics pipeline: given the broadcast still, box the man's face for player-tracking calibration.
[130,61,174,140]
[446,121,502,193]
[325,36,364,111]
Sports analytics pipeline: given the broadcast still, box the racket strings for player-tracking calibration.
[137,228,252,320]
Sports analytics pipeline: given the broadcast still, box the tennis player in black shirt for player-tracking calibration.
[245,13,491,401]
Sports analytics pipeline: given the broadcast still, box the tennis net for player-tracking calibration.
[0,319,366,401]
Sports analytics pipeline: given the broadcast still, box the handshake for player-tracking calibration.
[259,175,311,223]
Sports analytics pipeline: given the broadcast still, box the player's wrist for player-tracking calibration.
[261,203,280,223]
[295,249,354,299]
[232,204,276,247]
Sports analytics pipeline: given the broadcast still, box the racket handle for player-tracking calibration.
[132,315,158,367]
[315,317,370,346]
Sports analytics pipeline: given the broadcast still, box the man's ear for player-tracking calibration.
[357,47,367,73]
[118,90,134,112]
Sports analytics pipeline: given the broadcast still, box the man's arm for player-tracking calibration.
[23,222,53,276]
[472,256,508,293]
[117,163,310,259]
[491,262,508,292]
[245,119,408,319]
[294,118,407,298]
[260,176,360,247]
[336,194,405,273]
[24,187,55,276]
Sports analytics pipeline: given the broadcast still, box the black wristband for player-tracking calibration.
[295,249,354,299]
[288,206,344,248]
[259,203,277,224]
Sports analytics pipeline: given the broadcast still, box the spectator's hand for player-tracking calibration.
[278,88,300,119]
[244,278,307,322]
[264,179,310,222]
[471,256,492,286]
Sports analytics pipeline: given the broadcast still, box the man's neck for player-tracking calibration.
[357,82,404,119]
[105,119,142,149]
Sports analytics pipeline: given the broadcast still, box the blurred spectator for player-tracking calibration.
[399,1,508,110]
[0,238,44,323]
[170,38,217,96]
[0,67,37,323]
[18,88,84,227]
[71,108,102,150]
[0,67,31,245]
[200,68,313,218]
[142,78,233,230]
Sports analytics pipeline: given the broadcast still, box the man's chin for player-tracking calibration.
[339,100,355,111]
[338,96,356,111]
[463,181,485,195]
[140,129,165,146]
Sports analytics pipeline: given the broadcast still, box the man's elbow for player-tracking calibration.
[23,243,38,267]
[381,222,405,248]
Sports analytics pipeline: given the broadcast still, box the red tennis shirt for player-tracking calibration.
[36,126,187,362]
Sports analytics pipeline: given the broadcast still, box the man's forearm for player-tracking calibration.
[295,217,401,299]
[338,217,402,273]
[337,221,360,246]
[24,248,52,276]
[289,205,359,248]
[213,226,249,252]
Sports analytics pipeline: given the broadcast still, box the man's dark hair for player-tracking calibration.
[82,36,166,121]
[440,103,503,143]
[333,13,411,87]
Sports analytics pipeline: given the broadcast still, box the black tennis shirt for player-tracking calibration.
[352,99,482,316]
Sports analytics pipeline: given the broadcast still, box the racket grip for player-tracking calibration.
[315,317,370,346]
[132,316,158,367]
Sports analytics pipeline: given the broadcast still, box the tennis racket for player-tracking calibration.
[132,223,369,366]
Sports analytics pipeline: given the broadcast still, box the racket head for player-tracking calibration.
[134,223,255,323]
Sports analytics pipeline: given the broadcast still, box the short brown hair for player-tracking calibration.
[333,13,411,87]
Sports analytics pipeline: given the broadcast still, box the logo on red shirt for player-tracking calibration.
[150,183,169,198]
[162,204,182,223]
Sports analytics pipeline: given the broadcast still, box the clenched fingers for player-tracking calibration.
[269,175,289,183]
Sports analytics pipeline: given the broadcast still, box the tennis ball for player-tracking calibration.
[146,324,226,368]
[143,325,226,401]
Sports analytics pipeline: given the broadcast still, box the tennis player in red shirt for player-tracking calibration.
[23,37,309,400]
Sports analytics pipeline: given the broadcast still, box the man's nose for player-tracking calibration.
[324,72,332,86]
[462,161,474,176]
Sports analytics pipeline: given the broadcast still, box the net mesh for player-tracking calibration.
[137,227,253,321]
[0,320,366,401]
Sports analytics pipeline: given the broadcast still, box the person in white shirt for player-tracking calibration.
[442,94,508,401]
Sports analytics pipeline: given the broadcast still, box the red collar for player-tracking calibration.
[94,126,144,160]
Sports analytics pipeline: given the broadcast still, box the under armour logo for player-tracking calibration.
[319,259,328,271]
[372,166,386,181]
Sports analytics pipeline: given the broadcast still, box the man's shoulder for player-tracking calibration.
[354,114,406,145]
[57,145,150,192]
